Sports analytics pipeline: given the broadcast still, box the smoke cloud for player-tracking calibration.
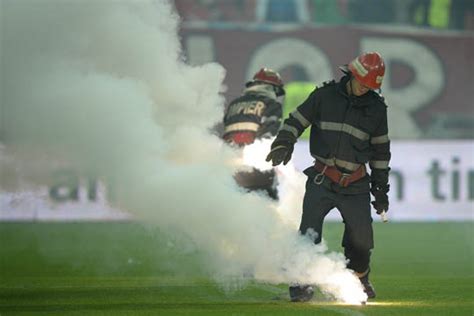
[0,0,366,303]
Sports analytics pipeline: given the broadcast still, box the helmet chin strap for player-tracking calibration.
[347,76,354,96]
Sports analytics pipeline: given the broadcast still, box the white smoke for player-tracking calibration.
[0,0,366,303]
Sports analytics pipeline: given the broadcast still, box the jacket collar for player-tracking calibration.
[337,75,377,108]
[243,84,277,100]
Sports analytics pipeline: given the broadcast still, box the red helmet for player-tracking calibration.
[348,52,385,90]
[246,68,285,96]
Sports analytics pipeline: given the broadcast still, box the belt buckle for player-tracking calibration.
[339,173,350,187]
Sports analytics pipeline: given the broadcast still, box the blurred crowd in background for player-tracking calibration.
[174,0,473,140]
[174,0,474,31]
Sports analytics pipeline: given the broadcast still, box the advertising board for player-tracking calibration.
[1,141,472,222]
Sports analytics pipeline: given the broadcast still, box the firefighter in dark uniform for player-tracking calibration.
[223,68,285,200]
[266,52,390,301]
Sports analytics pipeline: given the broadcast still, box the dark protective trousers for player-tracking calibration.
[299,178,374,273]
[234,168,278,200]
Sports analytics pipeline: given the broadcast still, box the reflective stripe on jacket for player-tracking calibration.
[223,84,283,143]
[278,76,391,192]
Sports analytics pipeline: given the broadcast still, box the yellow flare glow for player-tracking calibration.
[365,301,428,306]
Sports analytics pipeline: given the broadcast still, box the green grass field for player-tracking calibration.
[0,222,472,315]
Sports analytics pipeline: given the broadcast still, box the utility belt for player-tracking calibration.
[313,160,366,187]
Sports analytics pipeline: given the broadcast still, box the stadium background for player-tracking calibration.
[1,1,473,315]
[2,0,472,221]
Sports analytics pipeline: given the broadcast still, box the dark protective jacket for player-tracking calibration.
[223,84,283,200]
[277,75,391,194]
[223,84,283,145]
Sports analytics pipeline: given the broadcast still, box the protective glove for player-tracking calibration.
[265,140,294,166]
[370,184,389,214]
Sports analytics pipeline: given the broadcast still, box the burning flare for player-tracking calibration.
[241,138,274,171]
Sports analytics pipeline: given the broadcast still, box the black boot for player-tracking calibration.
[289,285,314,302]
[359,273,376,299]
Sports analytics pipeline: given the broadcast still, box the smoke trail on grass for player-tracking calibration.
[0,0,366,303]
